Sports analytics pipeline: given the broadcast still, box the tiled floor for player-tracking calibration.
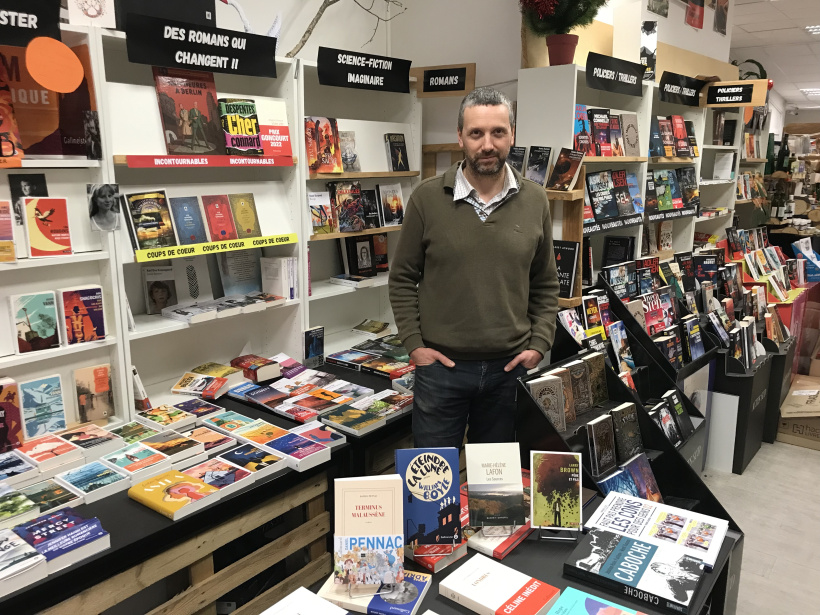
[701,441,820,614]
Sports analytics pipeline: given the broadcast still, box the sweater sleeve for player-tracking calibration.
[527,201,560,356]
[388,193,426,354]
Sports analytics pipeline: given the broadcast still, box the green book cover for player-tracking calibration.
[228,193,262,239]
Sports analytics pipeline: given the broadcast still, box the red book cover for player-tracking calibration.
[0,378,23,451]
[642,292,665,335]
[583,202,596,224]
[685,0,705,29]
[304,116,342,173]
[671,115,691,157]
[201,377,228,400]
[587,109,612,157]
[61,287,105,344]
[24,197,72,257]
[201,195,238,241]
[658,118,675,157]
[230,354,278,383]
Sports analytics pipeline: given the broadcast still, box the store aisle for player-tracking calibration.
[701,442,820,614]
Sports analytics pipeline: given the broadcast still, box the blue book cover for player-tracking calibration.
[169,197,208,245]
[227,382,262,400]
[546,586,644,614]
[362,569,431,615]
[394,447,461,546]
[172,398,222,418]
[217,248,262,296]
[58,461,127,495]
[0,451,36,481]
[596,469,638,497]
[14,508,108,561]
[626,172,644,214]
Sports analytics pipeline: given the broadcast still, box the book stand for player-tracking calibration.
[346,583,392,599]
[536,527,579,542]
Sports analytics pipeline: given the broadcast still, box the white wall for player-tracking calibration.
[768,89,786,139]
[215,0,388,59]
[782,108,820,128]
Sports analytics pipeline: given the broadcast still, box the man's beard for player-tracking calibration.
[465,150,507,176]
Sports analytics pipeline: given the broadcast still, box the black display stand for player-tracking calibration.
[762,336,796,443]
[713,348,773,474]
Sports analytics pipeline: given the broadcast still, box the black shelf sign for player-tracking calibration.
[423,67,467,93]
[707,83,754,105]
[125,14,277,78]
[0,0,60,46]
[585,52,644,97]
[659,71,707,107]
[646,206,698,222]
[317,46,411,93]
[583,213,643,236]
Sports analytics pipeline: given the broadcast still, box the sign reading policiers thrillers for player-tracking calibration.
[0,0,61,46]
[317,46,411,93]
[125,13,277,78]
[659,71,707,107]
[585,52,644,98]
[707,83,755,105]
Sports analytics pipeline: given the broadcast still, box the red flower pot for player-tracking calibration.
[546,34,579,66]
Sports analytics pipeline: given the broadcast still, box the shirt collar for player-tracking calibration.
[453,161,519,203]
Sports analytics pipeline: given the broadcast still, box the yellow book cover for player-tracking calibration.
[324,406,383,432]
[128,471,218,518]
[228,193,261,239]
[191,363,241,379]
[233,420,289,445]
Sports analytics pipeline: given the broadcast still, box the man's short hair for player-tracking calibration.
[457,87,515,131]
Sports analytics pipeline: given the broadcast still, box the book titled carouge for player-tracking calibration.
[465,443,526,530]
[440,553,559,615]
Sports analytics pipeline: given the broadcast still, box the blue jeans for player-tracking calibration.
[412,357,526,449]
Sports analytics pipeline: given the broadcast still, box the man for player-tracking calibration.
[389,87,559,449]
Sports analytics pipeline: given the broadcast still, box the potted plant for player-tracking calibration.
[520,0,609,66]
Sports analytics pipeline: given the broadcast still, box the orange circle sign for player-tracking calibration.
[25,37,84,94]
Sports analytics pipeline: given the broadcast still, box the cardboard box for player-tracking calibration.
[780,375,820,418]
[777,416,820,451]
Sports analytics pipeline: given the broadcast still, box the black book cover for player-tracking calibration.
[524,146,552,185]
[385,133,409,171]
[601,236,635,269]
[684,120,699,157]
[674,252,697,292]
[360,189,381,229]
[649,115,664,157]
[582,236,593,287]
[610,403,644,462]
[693,255,718,285]
[611,170,636,216]
[663,391,696,441]
[722,120,737,146]
[587,108,612,156]
[624,261,638,299]
[554,240,580,299]
[675,167,700,209]
[644,176,659,212]
[587,415,617,477]
[586,171,620,221]
[507,146,526,173]
[342,235,377,277]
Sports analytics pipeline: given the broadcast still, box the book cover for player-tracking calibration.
[234,420,289,446]
[219,98,263,156]
[128,471,218,519]
[377,183,404,226]
[663,390,696,441]
[671,115,690,157]
[153,67,222,155]
[13,508,108,562]
[658,118,675,157]
[72,364,113,423]
[657,401,683,446]
[220,444,283,472]
[180,425,236,453]
[395,448,461,546]
[339,130,361,172]
[19,376,66,439]
[648,115,664,157]
[385,133,410,172]
[546,148,585,191]
[507,146,526,173]
[566,360,592,414]
[291,423,346,448]
[218,248,263,296]
[526,374,566,432]
[60,287,105,345]
[373,232,389,274]
[16,435,80,466]
[173,398,223,420]
[0,379,23,452]
[138,404,195,429]
[109,421,159,445]
[227,193,261,239]
[183,458,252,489]
[0,200,15,263]
[610,402,644,462]
[587,415,617,477]
[548,585,648,614]
[674,252,697,292]
[465,443,526,527]
[18,480,80,515]
[546,367,576,423]
[609,115,625,156]
[587,108,612,156]
[203,411,256,433]
[320,568,431,614]
[676,167,700,209]
[573,104,595,155]
[611,170,635,216]
[620,113,641,157]
[305,117,343,173]
[625,173,644,214]
[332,181,365,233]
[564,528,704,613]
[586,170,619,221]
[11,291,60,355]
[684,120,699,157]
[667,170,684,209]
[124,191,176,250]
[622,453,663,503]
[553,240,579,300]
[201,194,238,241]
[0,451,35,484]
[309,191,335,234]
[597,469,639,498]
[103,443,168,475]
[56,461,127,496]
[360,189,381,229]
[23,197,72,257]
[581,351,608,406]
[653,171,674,211]
[168,196,208,245]
[530,451,581,530]
[524,146,551,185]
[140,432,202,459]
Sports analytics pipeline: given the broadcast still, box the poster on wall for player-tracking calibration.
[640,21,658,82]
[685,0,704,30]
[647,0,669,18]
[714,0,728,36]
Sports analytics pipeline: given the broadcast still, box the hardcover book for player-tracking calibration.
[124,191,176,250]
[586,170,619,221]
[128,471,219,520]
[153,67,222,155]
[587,415,617,477]
[385,133,410,172]
[526,374,566,432]
[465,442,526,528]
[23,198,72,257]
[530,451,581,530]
[227,193,261,239]
[59,286,105,345]
[201,194,238,241]
[219,98,263,156]
[19,375,66,439]
[305,117,343,173]
[609,402,643,462]
[524,146,551,185]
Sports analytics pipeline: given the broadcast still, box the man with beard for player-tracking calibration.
[389,87,559,448]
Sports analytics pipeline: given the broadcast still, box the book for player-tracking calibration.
[270,586,348,615]
[138,404,197,432]
[663,390,696,441]
[305,117,342,173]
[611,170,635,216]
[626,172,644,214]
[564,528,705,614]
[58,286,105,346]
[13,508,110,574]
[23,197,72,257]
[330,181,365,233]
[0,200,15,264]
[648,115,664,157]
[153,67,222,155]
[582,295,601,330]
[385,133,410,172]
[586,170,619,221]
[227,193,261,238]
[309,191,335,234]
[530,451,581,530]
[360,189,381,229]
[610,402,643,462]
[339,130,361,172]
[609,115,625,156]
[55,461,129,504]
[622,453,663,502]
[58,424,123,458]
[16,434,84,477]
[230,354,281,383]
[597,469,639,498]
[653,170,673,211]
[140,431,205,466]
[410,540,468,573]
[395,447,461,546]
[201,194,238,241]
[655,401,683,446]
[0,451,36,488]
[168,196,208,245]
[573,104,595,155]
[290,422,347,448]
[318,569,431,615]
[620,113,641,157]
[0,379,22,453]
[109,421,160,445]
[377,183,404,226]
[658,117,675,157]
[19,375,66,439]
[180,425,237,455]
[670,115,690,157]
[658,220,673,251]
[373,232,389,273]
[685,120,699,157]
[588,108,612,156]
[587,414,617,477]
[526,374,566,432]
[182,458,254,497]
[0,484,39,531]
[129,471,219,520]
[507,146,526,173]
[10,290,61,355]
[124,191,176,250]
[102,443,171,479]
[17,480,80,515]
[547,586,651,615]
[171,372,229,400]
[465,443,526,528]
[545,148,585,191]
[218,98,262,156]
[581,351,608,406]
[565,359,592,414]
[219,444,286,479]
[439,553,560,615]
[524,146,551,185]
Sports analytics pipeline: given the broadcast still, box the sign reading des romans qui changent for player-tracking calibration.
[659,71,708,107]
[707,83,755,105]
[125,13,277,78]
[0,0,60,46]
[585,52,644,97]
[317,46,411,93]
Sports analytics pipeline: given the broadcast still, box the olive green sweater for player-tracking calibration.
[388,163,559,360]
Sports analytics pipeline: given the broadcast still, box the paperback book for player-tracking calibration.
[59,287,105,345]
[124,191,176,250]
[11,292,61,354]
[530,451,581,530]
[465,443,526,528]
[305,117,343,173]
[23,198,72,257]
[19,375,66,439]
[168,196,208,245]
[128,471,219,520]
[153,67,222,155]
[524,146,551,185]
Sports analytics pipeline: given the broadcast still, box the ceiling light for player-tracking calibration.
[806,25,820,34]
[801,89,820,96]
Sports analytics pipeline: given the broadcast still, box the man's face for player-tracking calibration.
[20,180,31,195]
[458,104,514,176]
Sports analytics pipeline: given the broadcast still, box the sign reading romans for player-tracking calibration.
[317,46,411,93]
[585,52,644,97]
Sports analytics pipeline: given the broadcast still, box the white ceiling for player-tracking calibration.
[731,0,820,107]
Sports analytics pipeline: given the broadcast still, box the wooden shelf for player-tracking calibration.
[740,159,767,164]
[307,171,419,180]
[582,156,647,163]
[558,297,582,308]
[421,143,461,154]
[309,226,402,242]
[546,188,585,201]
[649,157,695,164]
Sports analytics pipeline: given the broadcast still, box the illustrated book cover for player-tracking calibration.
[59,287,105,345]
[465,443,526,528]
[19,376,66,439]
[124,191,176,250]
[153,67,222,155]
[385,133,410,172]
[530,451,581,531]
[23,198,72,257]
[305,117,342,173]
[219,98,263,156]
